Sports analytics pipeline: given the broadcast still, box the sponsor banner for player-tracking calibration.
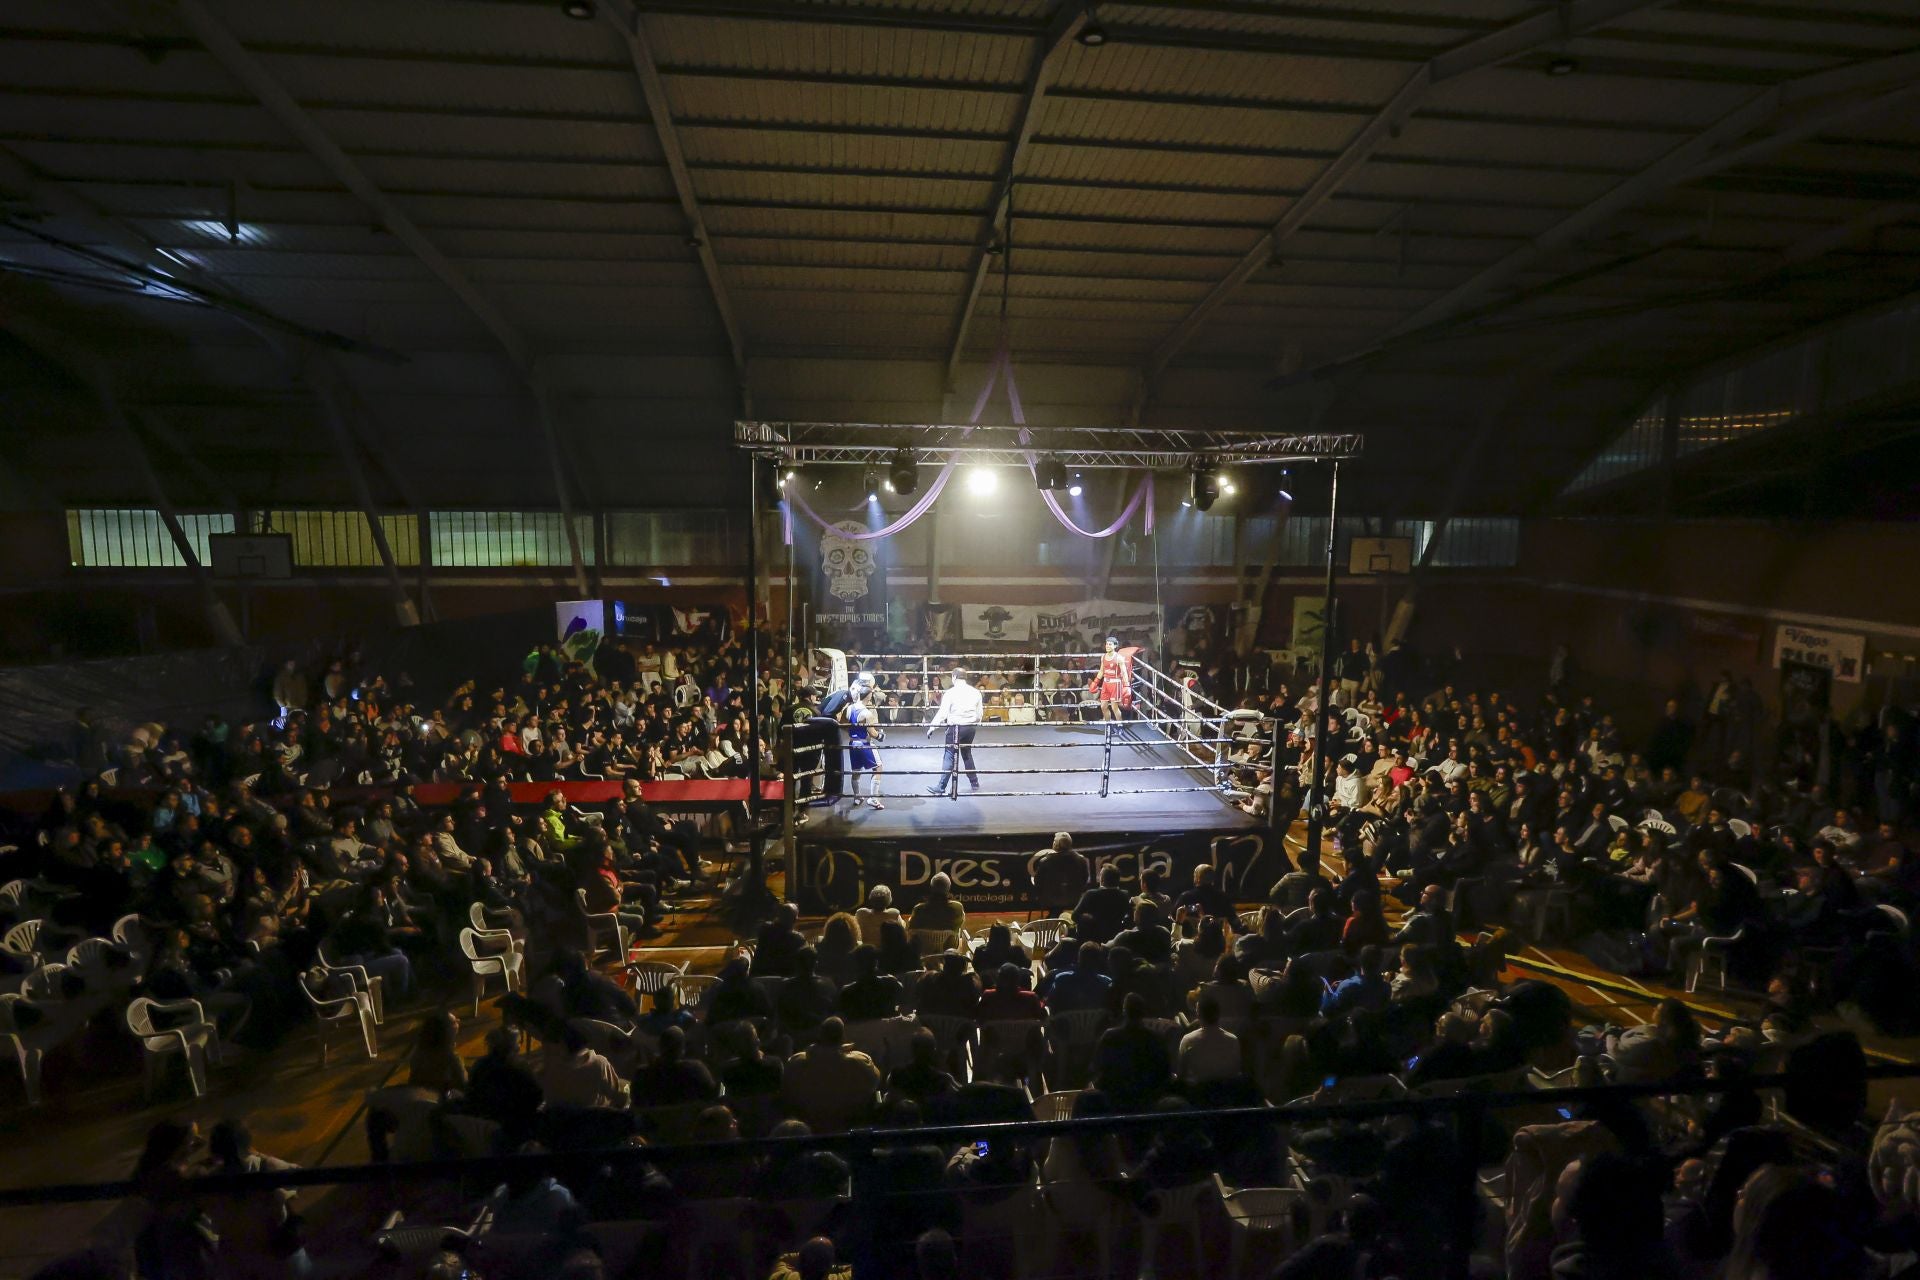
[1772,623,1865,683]
[1032,598,1160,647]
[963,603,1039,642]
[791,825,1283,914]
[553,599,605,672]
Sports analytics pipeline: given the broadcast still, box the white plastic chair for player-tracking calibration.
[375,1185,503,1266]
[0,880,28,911]
[911,927,961,957]
[1021,917,1071,950]
[674,972,720,1010]
[298,969,378,1064]
[468,900,524,962]
[22,963,71,1005]
[2,919,43,957]
[459,927,525,1017]
[1139,1180,1216,1280]
[626,959,689,1008]
[1033,1088,1082,1121]
[576,888,630,963]
[315,943,385,1024]
[1213,1174,1306,1279]
[66,937,135,992]
[110,914,152,970]
[916,1013,977,1081]
[1687,925,1748,992]
[1727,818,1753,840]
[126,996,220,1098]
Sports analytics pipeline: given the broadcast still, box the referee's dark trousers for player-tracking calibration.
[929,724,979,795]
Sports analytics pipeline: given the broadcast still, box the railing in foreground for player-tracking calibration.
[2,1065,1911,1280]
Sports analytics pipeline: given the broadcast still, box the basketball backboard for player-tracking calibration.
[208,533,293,580]
[1347,535,1413,576]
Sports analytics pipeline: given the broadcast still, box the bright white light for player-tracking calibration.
[784,469,796,481]
[883,479,894,493]
[967,467,999,496]
[1180,498,1192,508]
[180,219,269,246]
[1067,483,1083,497]
[1221,480,1237,495]
[1277,489,1293,501]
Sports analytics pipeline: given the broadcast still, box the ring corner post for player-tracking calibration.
[1302,459,1342,878]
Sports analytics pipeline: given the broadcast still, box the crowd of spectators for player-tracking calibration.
[8,626,1920,1280]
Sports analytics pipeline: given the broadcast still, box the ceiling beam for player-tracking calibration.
[944,1,1090,391]
[1383,50,1920,344]
[1133,0,1673,405]
[170,0,594,595]
[600,0,751,412]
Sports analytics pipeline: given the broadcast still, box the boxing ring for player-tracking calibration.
[783,650,1279,914]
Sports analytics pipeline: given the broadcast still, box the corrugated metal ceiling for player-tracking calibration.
[0,0,1916,514]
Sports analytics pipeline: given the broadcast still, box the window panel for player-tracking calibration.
[427,511,594,568]
[66,508,233,568]
[606,510,741,567]
[262,510,418,567]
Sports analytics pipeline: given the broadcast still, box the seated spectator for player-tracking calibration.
[1549,1151,1679,1279]
[815,912,862,988]
[913,952,981,1020]
[462,1026,543,1148]
[854,884,903,946]
[1177,995,1241,1085]
[707,955,775,1028]
[540,1024,626,1110]
[906,872,967,948]
[1039,940,1112,1014]
[1173,864,1235,922]
[976,963,1043,1023]
[1092,993,1172,1108]
[837,944,904,1022]
[753,903,809,978]
[629,1025,717,1106]
[775,947,840,1040]
[781,1017,881,1133]
[1072,864,1132,943]
[1112,901,1173,965]
[875,920,922,977]
[886,1028,959,1105]
[717,1021,783,1106]
[1321,945,1389,1017]
[756,1120,851,1201]
[969,923,1030,980]
[406,1010,468,1094]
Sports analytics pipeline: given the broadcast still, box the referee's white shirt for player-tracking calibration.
[930,679,984,727]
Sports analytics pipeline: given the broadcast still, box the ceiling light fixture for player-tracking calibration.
[1034,456,1067,491]
[888,449,919,497]
[1546,55,1578,75]
[561,0,595,18]
[1188,462,1219,513]
[967,466,999,497]
[1077,4,1107,46]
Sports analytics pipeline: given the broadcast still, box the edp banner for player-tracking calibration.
[791,825,1283,914]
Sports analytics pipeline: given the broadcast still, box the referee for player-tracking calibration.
[924,665,983,797]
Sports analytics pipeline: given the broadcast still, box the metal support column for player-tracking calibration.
[309,358,419,626]
[125,409,244,648]
[1303,461,1342,871]
[746,457,764,834]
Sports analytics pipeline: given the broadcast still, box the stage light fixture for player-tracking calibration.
[863,467,879,500]
[1221,478,1237,496]
[1067,473,1083,498]
[1035,456,1067,491]
[1189,463,1219,512]
[888,449,919,497]
[968,466,999,496]
[1077,5,1108,46]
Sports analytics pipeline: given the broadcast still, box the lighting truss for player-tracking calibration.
[733,421,1364,469]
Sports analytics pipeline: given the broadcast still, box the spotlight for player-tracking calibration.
[1188,463,1219,512]
[783,468,796,484]
[888,448,919,497]
[1221,478,1237,496]
[967,466,999,496]
[863,467,879,500]
[1546,55,1577,75]
[561,0,595,17]
[1067,472,1083,498]
[1035,456,1067,491]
